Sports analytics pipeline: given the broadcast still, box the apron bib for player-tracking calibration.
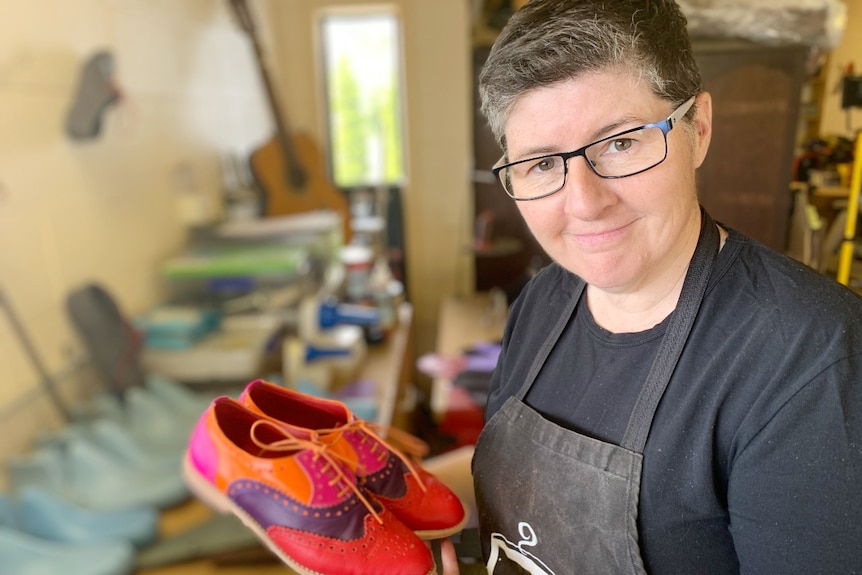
[473,210,719,574]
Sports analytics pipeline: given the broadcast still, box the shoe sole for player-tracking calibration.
[182,453,327,575]
[181,454,435,575]
[405,503,470,541]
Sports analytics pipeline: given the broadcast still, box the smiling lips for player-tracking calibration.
[565,219,637,247]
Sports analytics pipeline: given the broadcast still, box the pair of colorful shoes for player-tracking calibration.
[183,379,468,575]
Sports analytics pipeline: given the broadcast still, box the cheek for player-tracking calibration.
[516,201,563,244]
[516,202,548,230]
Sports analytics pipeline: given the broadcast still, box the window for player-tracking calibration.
[319,9,406,189]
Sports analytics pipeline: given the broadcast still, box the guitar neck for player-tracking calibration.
[230,0,306,188]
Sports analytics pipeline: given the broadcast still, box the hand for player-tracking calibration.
[430,538,460,575]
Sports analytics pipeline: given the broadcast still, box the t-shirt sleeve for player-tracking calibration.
[727,354,862,573]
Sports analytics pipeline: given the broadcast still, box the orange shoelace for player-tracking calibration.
[249,419,384,524]
[312,418,430,493]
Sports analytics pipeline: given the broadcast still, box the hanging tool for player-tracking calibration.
[0,288,72,421]
[836,132,862,287]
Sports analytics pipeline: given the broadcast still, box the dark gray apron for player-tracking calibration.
[473,211,719,574]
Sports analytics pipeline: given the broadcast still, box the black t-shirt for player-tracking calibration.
[484,228,862,574]
[524,299,667,444]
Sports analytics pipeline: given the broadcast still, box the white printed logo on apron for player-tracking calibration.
[487,521,556,574]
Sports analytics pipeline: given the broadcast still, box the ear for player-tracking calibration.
[691,91,712,169]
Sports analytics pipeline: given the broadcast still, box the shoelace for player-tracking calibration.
[312,419,429,493]
[249,419,384,524]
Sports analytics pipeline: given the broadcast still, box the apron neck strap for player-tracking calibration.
[516,279,585,402]
[620,208,720,452]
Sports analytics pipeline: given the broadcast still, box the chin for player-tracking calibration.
[558,253,638,290]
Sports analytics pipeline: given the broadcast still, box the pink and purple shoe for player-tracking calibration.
[183,396,434,575]
[239,379,469,540]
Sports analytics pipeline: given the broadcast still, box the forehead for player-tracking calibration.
[503,71,666,157]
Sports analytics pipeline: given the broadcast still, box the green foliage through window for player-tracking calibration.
[321,12,405,188]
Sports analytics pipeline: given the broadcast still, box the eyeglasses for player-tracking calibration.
[492,96,696,201]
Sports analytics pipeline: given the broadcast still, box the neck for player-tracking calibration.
[586,220,726,334]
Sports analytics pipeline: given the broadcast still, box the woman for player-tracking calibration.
[451,1,862,573]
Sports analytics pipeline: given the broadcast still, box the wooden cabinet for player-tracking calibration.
[693,40,808,252]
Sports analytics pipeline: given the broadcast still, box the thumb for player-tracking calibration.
[432,538,461,575]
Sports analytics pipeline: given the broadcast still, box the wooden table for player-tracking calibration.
[430,292,507,420]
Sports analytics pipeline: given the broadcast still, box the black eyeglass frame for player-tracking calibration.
[492,96,697,201]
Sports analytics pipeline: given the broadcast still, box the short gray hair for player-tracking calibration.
[479,0,702,148]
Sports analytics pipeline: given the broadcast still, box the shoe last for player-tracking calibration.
[145,373,215,421]
[67,385,196,455]
[36,417,181,474]
[183,396,434,575]
[5,434,189,512]
[239,379,468,539]
[123,386,196,452]
[0,525,134,575]
[0,486,158,547]
[86,417,183,472]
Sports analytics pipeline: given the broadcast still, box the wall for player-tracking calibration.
[0,0,273,432]
[0,0,473,459]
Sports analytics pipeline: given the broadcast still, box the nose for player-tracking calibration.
[559,155,616,219]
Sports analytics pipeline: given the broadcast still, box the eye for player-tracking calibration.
[529,156,560,173]
[608,138,634,153]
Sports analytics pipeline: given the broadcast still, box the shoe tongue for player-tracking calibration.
[318,430,361,470]
[293,447,360,504]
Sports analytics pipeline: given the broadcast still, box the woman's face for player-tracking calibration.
[503,71,712,294]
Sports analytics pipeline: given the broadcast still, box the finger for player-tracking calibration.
[439,538,460,575]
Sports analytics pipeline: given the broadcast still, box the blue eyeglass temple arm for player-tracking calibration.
[662,95,696,134]
[493,95,697,169]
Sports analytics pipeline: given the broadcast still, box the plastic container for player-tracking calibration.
[340,244,374,302]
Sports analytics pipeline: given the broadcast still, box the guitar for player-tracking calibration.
[228,0,351,240]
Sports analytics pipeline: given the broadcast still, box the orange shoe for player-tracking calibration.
[183,396,434,575]
[239,379,468,540]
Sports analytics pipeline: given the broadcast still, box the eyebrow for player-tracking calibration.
[509,114,648,162]
[590,115,643,141]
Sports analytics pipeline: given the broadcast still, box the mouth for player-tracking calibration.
[567,219,637,247]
